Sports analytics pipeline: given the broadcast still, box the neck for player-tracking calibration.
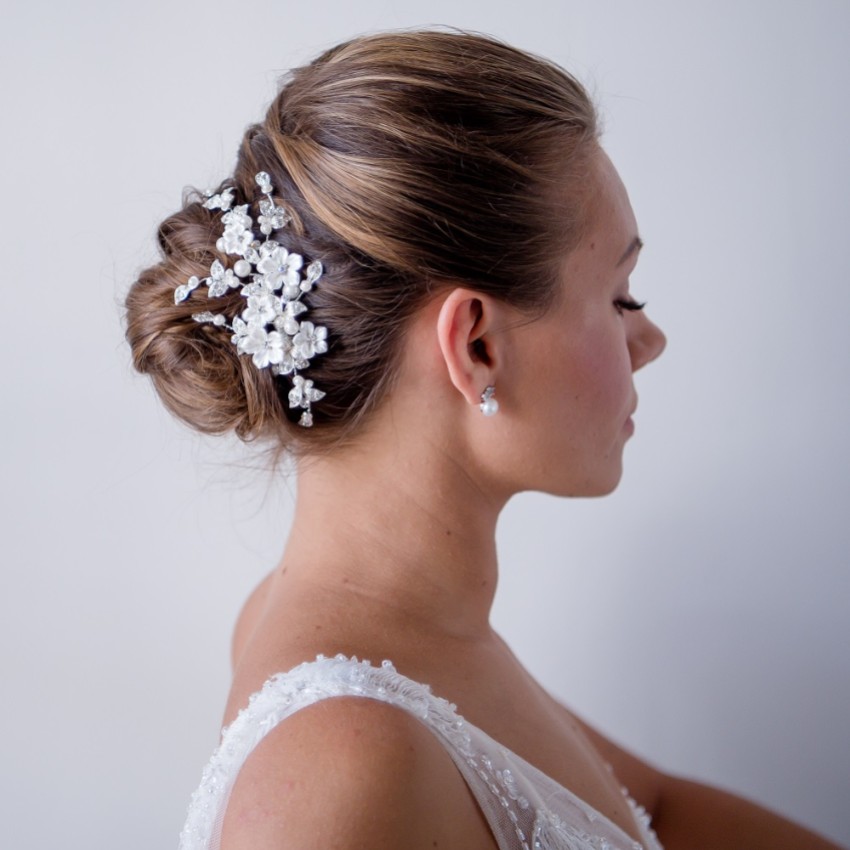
[279,430,508,641]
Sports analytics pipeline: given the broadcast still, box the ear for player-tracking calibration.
[435,288,504,408]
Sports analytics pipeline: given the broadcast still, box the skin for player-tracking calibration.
[218,148,844,850]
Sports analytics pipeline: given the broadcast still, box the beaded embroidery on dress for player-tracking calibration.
[178,656,663,850]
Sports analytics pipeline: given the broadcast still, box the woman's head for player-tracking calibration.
[125,30,600,458]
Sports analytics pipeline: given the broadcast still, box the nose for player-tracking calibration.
[629,313,666,372]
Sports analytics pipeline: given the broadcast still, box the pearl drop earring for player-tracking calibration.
[479,386,499,416]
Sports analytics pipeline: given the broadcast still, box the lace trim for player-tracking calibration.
[178,655,660,850]
[179,655,474,850]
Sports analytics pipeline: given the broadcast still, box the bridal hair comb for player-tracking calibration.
[174,172,328,427]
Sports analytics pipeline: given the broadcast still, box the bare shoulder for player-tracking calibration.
[567,708,665,814]
[219,696,495,850]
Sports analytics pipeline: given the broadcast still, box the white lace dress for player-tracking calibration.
[179,655,663,850]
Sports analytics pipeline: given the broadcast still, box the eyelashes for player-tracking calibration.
[615,298,646,315]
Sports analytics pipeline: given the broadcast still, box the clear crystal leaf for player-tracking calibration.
[306,260,323,283]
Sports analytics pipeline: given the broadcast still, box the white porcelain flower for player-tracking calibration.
[222,205,252,230]
[252,330,286,369]
[219,225,253,256]
[292,322,328,360]
[231,318,254,353]
[257,242,287,274]
[242,293,278,326]
[233,324,282,369]
[272,347,298,376]
[258,245,305,296]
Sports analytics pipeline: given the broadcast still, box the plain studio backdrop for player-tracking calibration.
[1,1,848,847]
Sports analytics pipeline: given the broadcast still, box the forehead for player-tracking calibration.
[548,149,638,302]
[583,149,638,253]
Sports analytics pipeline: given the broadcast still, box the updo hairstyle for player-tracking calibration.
[125,30,599,457]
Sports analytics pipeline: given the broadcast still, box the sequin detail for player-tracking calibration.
[178,656,663,850]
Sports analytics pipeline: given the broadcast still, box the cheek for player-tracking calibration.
[566,335,633,418]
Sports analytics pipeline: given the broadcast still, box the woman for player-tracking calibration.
[126,30,843,850]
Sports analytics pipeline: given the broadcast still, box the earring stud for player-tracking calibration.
[479,385,499,416]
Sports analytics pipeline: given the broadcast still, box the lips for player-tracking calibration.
[624,399,637,434]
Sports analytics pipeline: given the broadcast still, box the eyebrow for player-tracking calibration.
[617,235,644,267]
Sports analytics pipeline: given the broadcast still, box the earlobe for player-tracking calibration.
[435,288,500,407]
[479,386,499,416]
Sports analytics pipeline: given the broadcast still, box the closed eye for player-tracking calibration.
[615,298,646,315]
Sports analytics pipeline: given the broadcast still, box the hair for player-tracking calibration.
[125,30,599,458]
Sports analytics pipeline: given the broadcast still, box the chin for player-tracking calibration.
[532,475,621,499]
[538,466,624,499]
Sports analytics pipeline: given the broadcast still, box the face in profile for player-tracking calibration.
[505,148,666,498]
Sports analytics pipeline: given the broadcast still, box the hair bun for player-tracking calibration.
[125,200,288,443]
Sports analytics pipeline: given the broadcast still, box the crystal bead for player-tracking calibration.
[299,411,314,427]
[305,260,323,284]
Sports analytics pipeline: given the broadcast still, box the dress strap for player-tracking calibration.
[178,655,658,850]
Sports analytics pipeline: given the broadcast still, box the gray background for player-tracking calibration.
[2,0,848,847]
